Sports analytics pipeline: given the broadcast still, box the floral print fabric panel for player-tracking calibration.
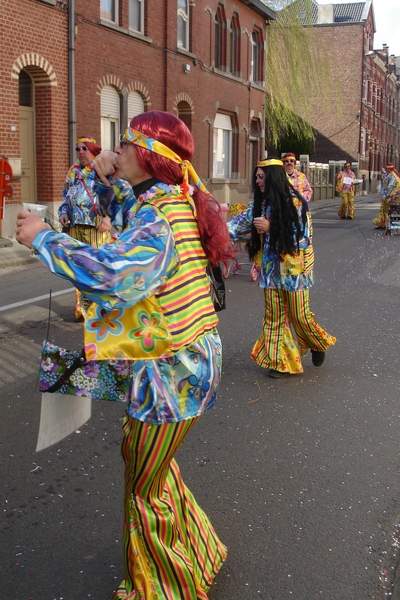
[39,340,131,402]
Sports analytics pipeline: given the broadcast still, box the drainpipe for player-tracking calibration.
[68,0,76,164]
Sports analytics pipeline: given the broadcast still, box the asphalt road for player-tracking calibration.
[1,198,399,600]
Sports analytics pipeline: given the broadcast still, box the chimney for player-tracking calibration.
[317,4,334,24]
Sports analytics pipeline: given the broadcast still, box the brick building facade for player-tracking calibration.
[0,0,69,240]
[293,1,399,190]
[0,0,275,240]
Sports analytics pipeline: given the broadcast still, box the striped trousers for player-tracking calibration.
[68,225,111,319]
[338,192,355,219]
[251,288,336,374]
[113,416,227,600]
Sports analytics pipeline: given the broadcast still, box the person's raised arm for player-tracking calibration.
[93,151,118,186]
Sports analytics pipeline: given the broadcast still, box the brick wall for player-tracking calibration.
[294,22,364,163]
[0,0,69,237]
[74,0,267,200]
[0,0,269,237]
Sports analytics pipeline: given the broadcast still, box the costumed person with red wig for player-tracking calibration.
[16,111,234,599]
[282,152,313,202]
[59,137,112,320]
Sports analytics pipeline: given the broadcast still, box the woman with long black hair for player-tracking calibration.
[228,158,336,378]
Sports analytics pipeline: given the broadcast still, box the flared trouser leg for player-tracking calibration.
[372,200,388,228]
[338,192,348,218]
[251,288,304,373]
[251,289,336,374]
[286,290,336,356]
[338,192,354,218]
[113,416,227,600]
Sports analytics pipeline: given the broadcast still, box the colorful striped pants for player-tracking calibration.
[251,288,336,374]
[372,199,389,228]
[113,416,227,600]
[68,225,111,320]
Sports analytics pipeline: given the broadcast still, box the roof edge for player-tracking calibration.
[239,0,276,20]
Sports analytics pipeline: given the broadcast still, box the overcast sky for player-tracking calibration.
[317,0,400,56]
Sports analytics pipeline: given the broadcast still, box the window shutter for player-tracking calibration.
[127,91,144,125]
[101,85,120,119]
[214,113,232,130]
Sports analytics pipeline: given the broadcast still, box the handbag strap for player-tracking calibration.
[77,172,100,216]
[39,289,86,393]
[46,354,86,393]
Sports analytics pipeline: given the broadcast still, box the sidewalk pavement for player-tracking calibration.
[0,193,381,271]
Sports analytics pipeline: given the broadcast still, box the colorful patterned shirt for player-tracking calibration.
[381,171,400,203]
[34,181,221,424]
[336,169,356,193]
[228,196,314,292]
[288,170,313,202]
[58,162,130,227]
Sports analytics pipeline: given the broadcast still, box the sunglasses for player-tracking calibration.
[284,159,296,164]
[75,146,88,152]
[119,134,132,148]
[255,173,265,180]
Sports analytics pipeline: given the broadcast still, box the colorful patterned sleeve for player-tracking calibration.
[58,178,70,217]
[32,204,179,311]
[227,205,253,242]
[302,175,313,203]
[94,178,136,232]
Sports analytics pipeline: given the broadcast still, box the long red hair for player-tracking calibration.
[129,111,234,266]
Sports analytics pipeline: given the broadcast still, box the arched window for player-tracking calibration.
[251,30,264,84]
[215,5,226,70]
[177,0,189,50]
[101,85,120,151]
[230,13,240,75]
[177,101,192,132]
[127,91,144,127]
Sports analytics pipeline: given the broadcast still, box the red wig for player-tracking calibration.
[76,136,102,157]
[129,111,234,266]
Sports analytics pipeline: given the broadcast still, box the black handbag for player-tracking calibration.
[207,263,226,312]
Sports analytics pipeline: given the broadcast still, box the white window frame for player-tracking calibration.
[101,85,120,151]
[100,0,119,24]
[129,0,144,33]
[101,118,119,152]
[213,113,232,179]
[361,128,366,158]
[364,77,368,102]
[251,31,259,83]
[127,91,144,127]
[177,0,189,50]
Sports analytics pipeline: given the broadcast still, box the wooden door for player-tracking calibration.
[19,106,36,204]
